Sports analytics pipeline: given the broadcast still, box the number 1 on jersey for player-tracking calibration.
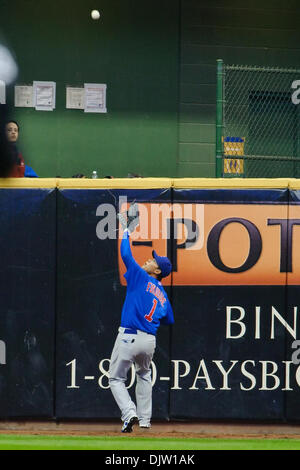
[145,298,158,322]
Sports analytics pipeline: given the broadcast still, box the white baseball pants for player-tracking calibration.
[109,327,156,426]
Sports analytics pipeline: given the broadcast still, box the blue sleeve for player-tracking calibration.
[121,230,144,282]
[121,230,136,269]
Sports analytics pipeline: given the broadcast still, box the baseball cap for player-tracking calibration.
[152,250,172,278]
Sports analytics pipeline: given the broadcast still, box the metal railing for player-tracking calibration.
[216,59,300,178]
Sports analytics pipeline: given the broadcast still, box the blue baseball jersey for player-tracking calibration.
[120,230,174,336]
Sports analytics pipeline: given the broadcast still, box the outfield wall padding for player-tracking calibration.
[0,178,299,421]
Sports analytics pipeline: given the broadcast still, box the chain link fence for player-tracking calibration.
[217,61,300,178]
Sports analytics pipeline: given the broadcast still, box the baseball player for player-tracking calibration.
[109,204,174,433]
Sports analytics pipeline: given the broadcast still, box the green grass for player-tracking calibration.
[0,434,300,450]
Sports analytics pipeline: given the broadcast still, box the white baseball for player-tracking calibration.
[91,10,100,20]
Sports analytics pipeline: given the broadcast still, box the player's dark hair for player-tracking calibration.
[156,273,163,282]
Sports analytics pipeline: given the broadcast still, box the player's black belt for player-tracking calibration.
[124,328,137,334]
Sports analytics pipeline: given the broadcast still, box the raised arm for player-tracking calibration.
[121,229,135,270]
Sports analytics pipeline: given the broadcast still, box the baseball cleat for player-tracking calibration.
[121,416,138,433]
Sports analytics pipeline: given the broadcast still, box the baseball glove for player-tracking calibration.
[117,202,139,234]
